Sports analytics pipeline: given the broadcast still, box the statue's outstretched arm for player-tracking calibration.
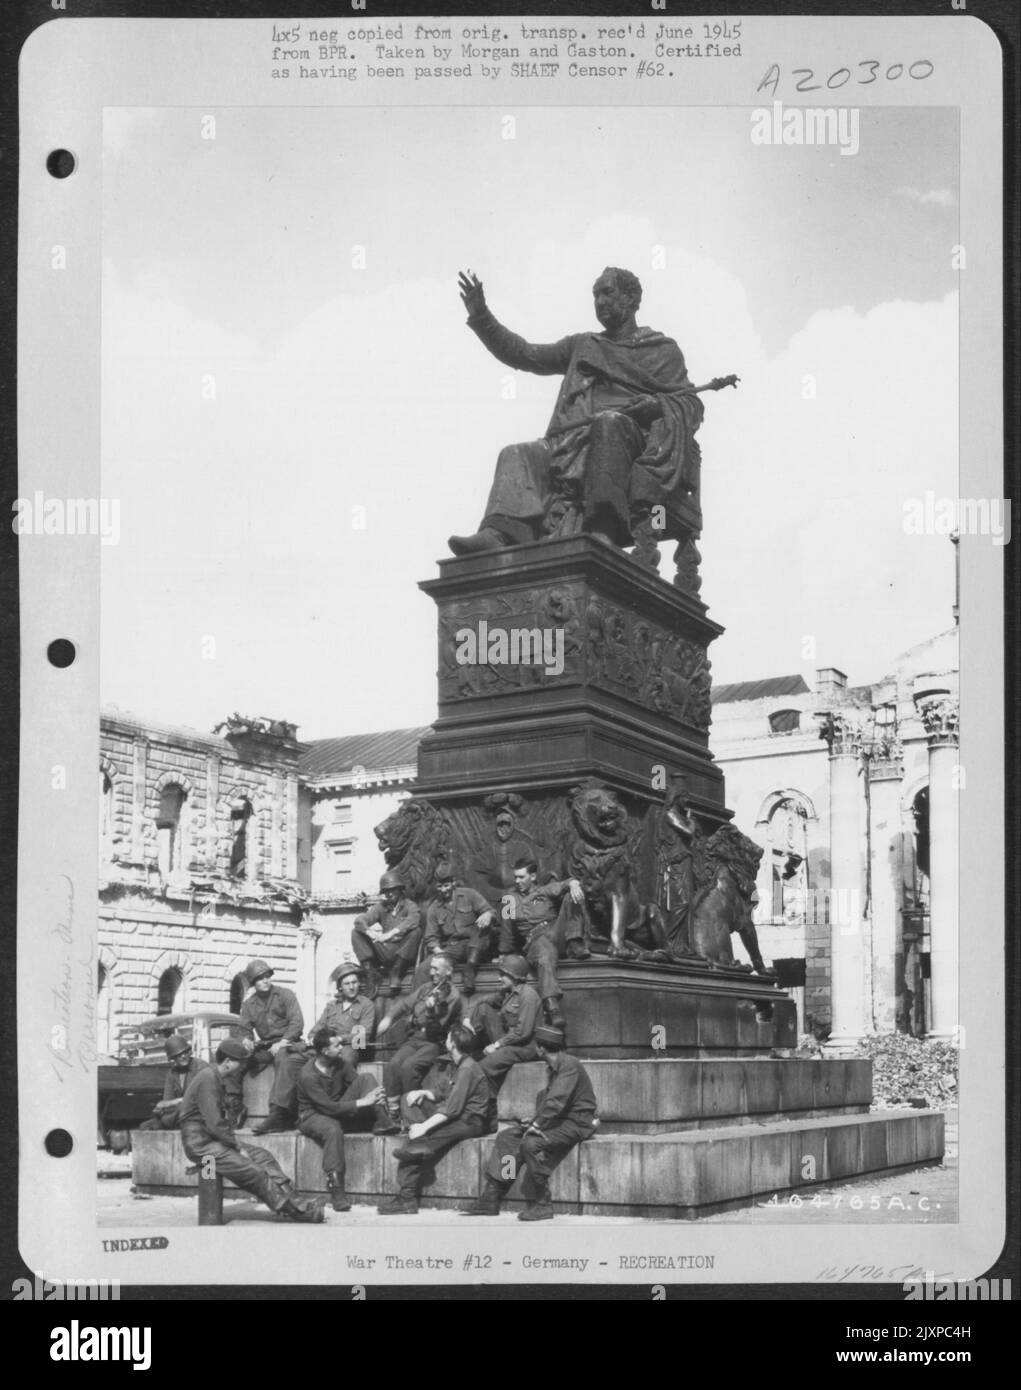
[457,268,573,377]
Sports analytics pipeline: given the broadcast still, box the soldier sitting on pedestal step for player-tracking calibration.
[460,1026,598,1222]
[313,962,376,1068]
[138,1034,210,1132]
[499,858,587,1030]
[469,954,543,1128]
[372,953,462,1135]
[412,862,496,995]
[351,870,423,997]
[377,1023,490,1216]
[296,1027,383,1213]
[236,959,309,1136]
[178,1039,324,1224]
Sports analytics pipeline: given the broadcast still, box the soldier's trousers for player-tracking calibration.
[393,1104,486,1199]
[351,927,422,977]
[485,1118,594,1201]
[180,1123,292,1212]
[298,1075,376,1180]
[383,1036,441,1100]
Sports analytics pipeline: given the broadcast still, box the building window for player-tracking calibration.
[156,784,188,877]
[768,709,801,734]
[230,798,255,879]
[330,841,354,889]
[157,966,183,1015]
[229,971,248,1015]
[331,800,353,826]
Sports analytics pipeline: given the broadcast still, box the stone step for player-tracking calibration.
[132,1108,944,1217]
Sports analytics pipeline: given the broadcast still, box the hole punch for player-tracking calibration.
[45,1128,74,1157]
[46,149,76,179]
[47,638,76,668]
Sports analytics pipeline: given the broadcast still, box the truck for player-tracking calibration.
[98,1011,248,1149]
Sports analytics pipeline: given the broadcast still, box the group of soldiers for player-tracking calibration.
[143,861,599,1221]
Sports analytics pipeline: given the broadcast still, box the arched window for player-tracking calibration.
[99,772,114,860]
[229,971,248,1015]
[156,784,187,877]
[230,798,255,879]
[157,966,183,1015]
[97,964,112,1056]
[768,709,801,734]
[911,786,930,893]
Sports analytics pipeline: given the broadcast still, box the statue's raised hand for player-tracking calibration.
[458,269,487,317]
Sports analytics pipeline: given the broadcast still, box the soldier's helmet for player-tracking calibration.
[378,870,405,892]
[497,954,530,982]
[330,961,363,985]
[164,1034,191,1059]
[245,958,274,985]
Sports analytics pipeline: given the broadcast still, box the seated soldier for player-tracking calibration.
[313,962,376,1066]
[499,859,587,1028]
[297,1027,383,1212]
[471,954,542,1123]
[351,870,423,996]
[413,862,495,995]
[377,1023,489,1215]
[179,1039,324,1223]
[236,959,309,1135]
[460,1026,598,1221]
[138,1034,209,1131]
[372,953,461,1135]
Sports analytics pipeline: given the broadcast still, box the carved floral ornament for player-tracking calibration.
[816,710,866,756]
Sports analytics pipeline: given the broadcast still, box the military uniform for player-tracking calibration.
[351,897,422,980]
[392,1054,490,1201]
[139,1057,210,1131]
[381,979,462,1101]
[179,1066,300,1216]
[313,993,376,1065]
[238,983,308,1120]
[484,1050,597,1202]
[296,1056,376,1191]
[474,981,542,1099]
[499,880,582,1003]
[420,887,493,963]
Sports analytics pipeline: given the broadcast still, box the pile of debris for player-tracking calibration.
[792,1032,959,1111]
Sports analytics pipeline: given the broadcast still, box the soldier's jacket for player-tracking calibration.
[425,888,493,947]
[475,982,541,1048]
[354,897,421,939]
[313,994,376,1045]
[387,979,462,1042]
[506,880,572,932]
[178,1067,235,1146]
[436,1055,489,1124]
[296,1057,365,1124]
[240,984,304,1044]
[531,1052,598,1134]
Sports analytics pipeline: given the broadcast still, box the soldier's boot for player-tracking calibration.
[327,1171,351,1212]
[629,514,662,572]
[281,1195,326,1224]
[542,997,567,1032]
[462,950,482,996]
[377,1192,419,1215]
[448,527,509,557]
[251,1106,291,1136]
[518,1182,555,1222]
[458,1178,507,1216]
[372,1098,402,1137]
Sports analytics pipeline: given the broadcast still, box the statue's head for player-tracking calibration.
[593,267,642,330]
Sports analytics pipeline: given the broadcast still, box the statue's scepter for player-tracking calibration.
[547,375,739,442]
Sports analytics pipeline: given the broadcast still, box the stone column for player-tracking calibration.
[919,698,960,1039]
[819,713,866,1053]
[295,921,322,1027]
[867,749,904,1033]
